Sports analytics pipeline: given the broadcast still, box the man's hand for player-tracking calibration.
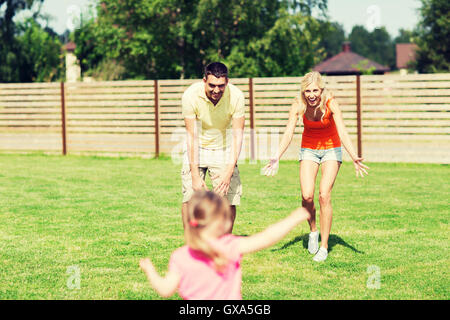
[212,167,234,195]
[192,174,208,191]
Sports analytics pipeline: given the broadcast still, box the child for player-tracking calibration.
[139,190,310,300]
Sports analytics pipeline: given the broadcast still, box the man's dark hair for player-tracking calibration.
[204,62,228,79]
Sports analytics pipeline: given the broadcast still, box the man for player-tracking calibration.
[181,62,245,233]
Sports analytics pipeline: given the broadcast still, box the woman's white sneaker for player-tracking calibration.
[313,247,328,262]
[308,231,319,254]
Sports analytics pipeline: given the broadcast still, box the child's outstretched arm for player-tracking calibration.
[139,258,180,298]
[238,207,310,255]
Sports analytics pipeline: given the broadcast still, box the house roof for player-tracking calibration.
[313,42,390,75]
[64,42,77,52]
[396,43,418,69]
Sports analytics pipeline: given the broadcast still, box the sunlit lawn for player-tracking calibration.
[0,153,448,299]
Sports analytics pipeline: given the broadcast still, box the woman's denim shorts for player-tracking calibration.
[299,147,342,164]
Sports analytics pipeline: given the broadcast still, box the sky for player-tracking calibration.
[18,0,422,38]
[326,0,422,37]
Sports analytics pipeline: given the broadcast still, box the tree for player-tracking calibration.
[0,0,64,82]
[87,0,194,79]
[17,18,63,82]
[394,29,414,43]
[287,0,328,17]
[225,9,326,77]
[192,0,285,77]
[414,0,450,73]
[319,21,346,59]
[72,0,329,79]
[73,18,105,75]
[0,0,43,82]
[0,0,40,40]
[348,25,372,58]
[370,27,395,69]
[349,25,395,69]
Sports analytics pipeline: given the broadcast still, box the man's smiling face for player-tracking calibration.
[204,75,228,104]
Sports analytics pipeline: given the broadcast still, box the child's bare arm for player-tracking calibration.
[139,258,180,298]
[238,207,310,255]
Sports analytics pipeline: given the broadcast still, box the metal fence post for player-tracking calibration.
[249,77,255,161]
[356,75,362,158]
[154,79,160,158]
[60,81,67,155]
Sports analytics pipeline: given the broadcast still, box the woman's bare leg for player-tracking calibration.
[318,160,341,249]
[299,160,320,232]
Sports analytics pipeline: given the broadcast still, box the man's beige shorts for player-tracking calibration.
[181,149,242,205]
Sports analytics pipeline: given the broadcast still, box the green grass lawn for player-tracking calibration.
[0,153,448,300]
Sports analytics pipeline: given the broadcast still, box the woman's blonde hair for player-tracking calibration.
[185,191,233,272]
[298,71,333,120]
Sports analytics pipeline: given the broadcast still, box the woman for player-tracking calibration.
[264,71,369,262]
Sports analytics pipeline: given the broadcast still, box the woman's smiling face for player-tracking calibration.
[303,82,322,107]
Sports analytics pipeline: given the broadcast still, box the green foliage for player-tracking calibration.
[349,25,395,69]
[287,0,328,17]
[394,29,414,44]
[226,10,326,77]
[73,0,329,79]
[0,45,22,82]
[319,21,346,59]
[413,0,450,73]
[348,26,371,58]
[72,18,105,75]
[0,0,38,40]
[0,0,63,82]
[86,59,126,81]
[0,0,41,82]
[17,19,64,82]
[351,59,376,75]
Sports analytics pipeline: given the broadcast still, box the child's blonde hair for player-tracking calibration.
[185,191,233,272]
[299,71,333,120]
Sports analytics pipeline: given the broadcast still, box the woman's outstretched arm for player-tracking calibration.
[263,98,301,176]
[329,99,369,177]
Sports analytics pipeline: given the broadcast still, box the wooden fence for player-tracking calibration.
[0,74,449,163]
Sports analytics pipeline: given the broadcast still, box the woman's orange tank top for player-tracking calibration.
[301,98,341,150]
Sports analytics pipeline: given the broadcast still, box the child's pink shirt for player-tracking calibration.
[169,234,242,300]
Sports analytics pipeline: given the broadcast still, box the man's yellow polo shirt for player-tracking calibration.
[182,81,245,150]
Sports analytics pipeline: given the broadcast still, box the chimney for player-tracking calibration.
[64,42,81,83]
[342,42,351,53]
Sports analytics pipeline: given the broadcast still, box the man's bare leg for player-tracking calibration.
[228,205,236,234]
[181,202,189,230]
